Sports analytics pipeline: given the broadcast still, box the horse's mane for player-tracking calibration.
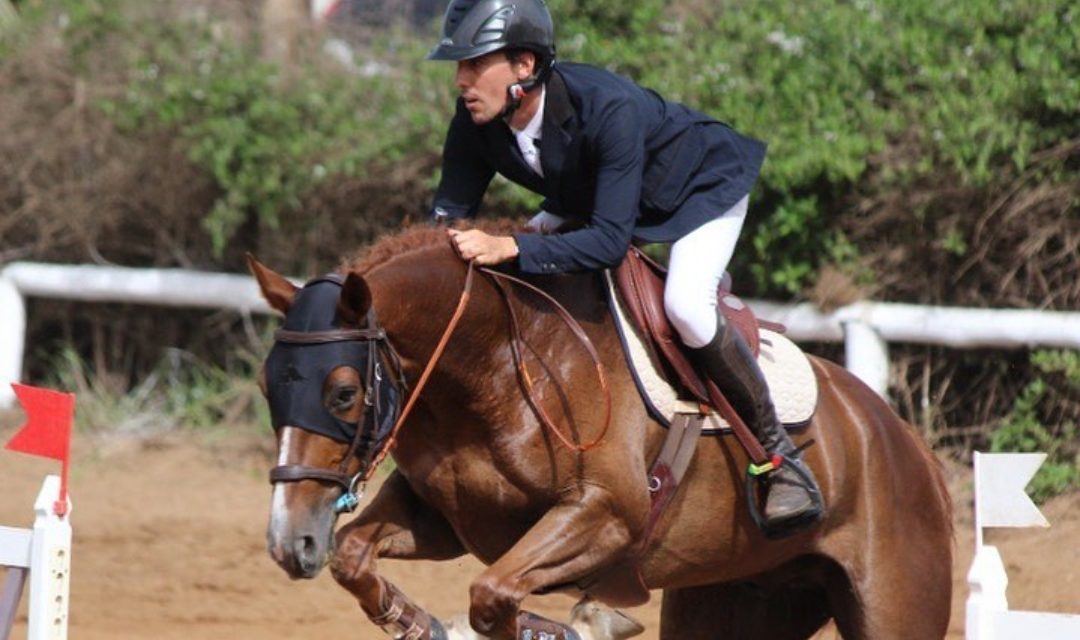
[343,219,527,274]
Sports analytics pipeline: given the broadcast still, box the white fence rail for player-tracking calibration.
[0,262,275,408]
[3,261,1080,406]
[0,476,72,640]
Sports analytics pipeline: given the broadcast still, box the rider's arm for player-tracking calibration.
[430,99,496,223]
[513,99,643,273]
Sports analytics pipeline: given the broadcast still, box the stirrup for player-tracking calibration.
[744,443,824,540]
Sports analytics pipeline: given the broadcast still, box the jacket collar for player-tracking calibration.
[539,68,577,195]
[542,68,576,139]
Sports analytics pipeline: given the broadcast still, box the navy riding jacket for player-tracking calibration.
[430,62,767,274]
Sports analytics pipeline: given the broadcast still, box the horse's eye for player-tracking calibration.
[330,386,358,411]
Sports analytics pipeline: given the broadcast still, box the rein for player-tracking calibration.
[269,260,611,512]
[359,261,478,482]
[481,267,611,452]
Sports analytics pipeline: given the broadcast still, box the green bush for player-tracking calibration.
[8,0,1078,289]
[98,12,455,255]
[551,0,1079,293]
[990,350,1080,500]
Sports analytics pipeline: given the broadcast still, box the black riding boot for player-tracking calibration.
[691,314,823,533]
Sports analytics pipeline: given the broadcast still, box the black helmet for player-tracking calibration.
[428,0,556,71]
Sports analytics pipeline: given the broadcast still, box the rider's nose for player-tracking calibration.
[455,64,470,91]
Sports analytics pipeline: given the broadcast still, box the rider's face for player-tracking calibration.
[455,52,526,125]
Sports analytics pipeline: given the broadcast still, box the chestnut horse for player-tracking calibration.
[251,226,953,640]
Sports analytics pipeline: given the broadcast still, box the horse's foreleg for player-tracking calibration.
[330,469,466,639]
[468,482,643,640]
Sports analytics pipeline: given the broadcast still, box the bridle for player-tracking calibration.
[268,261,612,514]
[267,274,408,513]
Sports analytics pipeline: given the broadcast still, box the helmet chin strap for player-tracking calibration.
[500,77,540,121]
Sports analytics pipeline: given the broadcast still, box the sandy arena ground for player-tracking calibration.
[1,426,1077,639]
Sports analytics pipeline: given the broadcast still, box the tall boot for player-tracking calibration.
[691,313,823,532]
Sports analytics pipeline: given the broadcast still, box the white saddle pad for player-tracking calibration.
[605,271,818,434]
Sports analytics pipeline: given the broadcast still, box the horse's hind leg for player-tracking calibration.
[816,494,952,638]
[824,553,952,640]
[660,582,831,640]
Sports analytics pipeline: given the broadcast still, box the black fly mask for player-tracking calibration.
[265,274,405,476]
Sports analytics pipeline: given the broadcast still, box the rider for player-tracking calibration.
[428,0,822,532]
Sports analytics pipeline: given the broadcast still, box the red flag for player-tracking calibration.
[6,383,74,516]
[6,383,74,461]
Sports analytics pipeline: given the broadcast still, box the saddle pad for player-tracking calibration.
[605,271,817,434]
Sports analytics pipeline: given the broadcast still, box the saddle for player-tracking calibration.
[556,248,817,607]
[613,245,779,406]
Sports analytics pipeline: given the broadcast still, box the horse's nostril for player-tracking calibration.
[294,535,320,573]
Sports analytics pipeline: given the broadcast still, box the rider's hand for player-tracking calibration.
[447,229,519,265]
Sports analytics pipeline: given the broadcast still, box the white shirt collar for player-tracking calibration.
[511,85,545,141]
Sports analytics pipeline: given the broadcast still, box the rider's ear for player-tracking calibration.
[517,50,537,80]
[247,253,298,314]
[337,272,372,325]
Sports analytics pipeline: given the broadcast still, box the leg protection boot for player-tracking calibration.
[691,313,823,533]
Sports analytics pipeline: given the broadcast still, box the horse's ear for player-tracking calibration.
[246,253,298,314]
[337,272,372,325]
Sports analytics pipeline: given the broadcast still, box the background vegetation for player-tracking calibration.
[1,0,1077,492]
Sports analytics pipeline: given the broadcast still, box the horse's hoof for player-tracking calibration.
[570,599,645,639]
[517,610,582,640]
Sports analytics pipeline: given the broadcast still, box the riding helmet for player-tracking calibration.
[427,0,556,74]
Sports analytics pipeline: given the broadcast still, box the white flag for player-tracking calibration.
[974,452,1049,529]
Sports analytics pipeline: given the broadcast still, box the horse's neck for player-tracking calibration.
[367,253,499,387]
[367,253,610,411]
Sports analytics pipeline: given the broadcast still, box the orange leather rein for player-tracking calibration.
[364,260,612,483]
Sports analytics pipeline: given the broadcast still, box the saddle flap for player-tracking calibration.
[612,249,672,363]
[613,247,762,403]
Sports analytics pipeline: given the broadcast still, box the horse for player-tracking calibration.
[251,224,953,640]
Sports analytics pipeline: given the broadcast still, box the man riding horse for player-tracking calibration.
[429,0,821,532]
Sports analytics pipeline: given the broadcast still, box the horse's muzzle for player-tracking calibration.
[267,484,336,579]
[268,527,332,579]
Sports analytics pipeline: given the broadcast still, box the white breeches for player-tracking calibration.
[527,197,749,348]
[664,195,749,348]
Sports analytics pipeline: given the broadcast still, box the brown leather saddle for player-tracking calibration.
[613,245,780,406]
